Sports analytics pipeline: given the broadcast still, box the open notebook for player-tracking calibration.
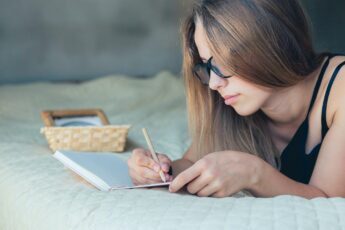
[54,150,171,191]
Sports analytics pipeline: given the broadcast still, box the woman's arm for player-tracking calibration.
[169,126,345,198]
[249,159,328,198]
[170,117,345,199]
[169,149,331,198]
[171,159,194,178]
[170,145,195,177]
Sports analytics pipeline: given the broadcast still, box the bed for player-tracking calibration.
[0,72,344,230]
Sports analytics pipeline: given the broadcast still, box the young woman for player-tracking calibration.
[127,0,345,198]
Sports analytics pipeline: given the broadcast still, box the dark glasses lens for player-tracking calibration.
[193,57,233,86]
[193,63,210,85]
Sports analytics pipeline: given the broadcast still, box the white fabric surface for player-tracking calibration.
[0,72,344,230]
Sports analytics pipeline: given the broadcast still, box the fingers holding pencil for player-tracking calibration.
[157,153,171,173]
[128,148,173,185]
[127,128,173,185]
[142,128,167,182]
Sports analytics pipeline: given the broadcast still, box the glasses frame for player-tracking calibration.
[193,56,233,85]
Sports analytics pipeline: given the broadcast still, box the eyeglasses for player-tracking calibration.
[193,56,233,85]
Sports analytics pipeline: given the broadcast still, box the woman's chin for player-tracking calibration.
[232,105,258,117]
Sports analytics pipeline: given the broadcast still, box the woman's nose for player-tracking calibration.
[208,71,226,90]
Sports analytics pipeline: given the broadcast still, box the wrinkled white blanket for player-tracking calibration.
[0,72,344,230]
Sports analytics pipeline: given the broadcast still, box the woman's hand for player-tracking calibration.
[127,148,173,185]
[169,151,262,197]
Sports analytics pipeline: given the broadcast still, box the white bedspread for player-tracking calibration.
[0,72,344,230]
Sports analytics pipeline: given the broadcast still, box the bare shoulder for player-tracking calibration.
[309,56,345,196]
[325,55,345,127]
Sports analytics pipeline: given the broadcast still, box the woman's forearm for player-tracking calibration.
[171,158,194,178]
[248,159,328,199]
[170,144,195,178]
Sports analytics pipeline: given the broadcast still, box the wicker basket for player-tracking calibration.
[40,125,131,152]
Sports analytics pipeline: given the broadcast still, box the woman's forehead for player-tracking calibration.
[194,20,229,67]
[194,21,212,61]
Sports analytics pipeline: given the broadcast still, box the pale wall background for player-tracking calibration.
[0,0,344,84]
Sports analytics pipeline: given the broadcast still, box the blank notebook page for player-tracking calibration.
[56,150,133,189]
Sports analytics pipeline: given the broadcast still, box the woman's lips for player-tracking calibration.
[224,94,239,105]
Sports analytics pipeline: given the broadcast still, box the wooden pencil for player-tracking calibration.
[142,128,166,183]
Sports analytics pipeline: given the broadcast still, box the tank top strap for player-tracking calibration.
[306,55,332,114]
[321,60,345,138]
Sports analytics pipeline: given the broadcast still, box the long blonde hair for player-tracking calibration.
[182,0,325,167]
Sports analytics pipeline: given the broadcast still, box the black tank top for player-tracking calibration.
[280,54,345,184]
